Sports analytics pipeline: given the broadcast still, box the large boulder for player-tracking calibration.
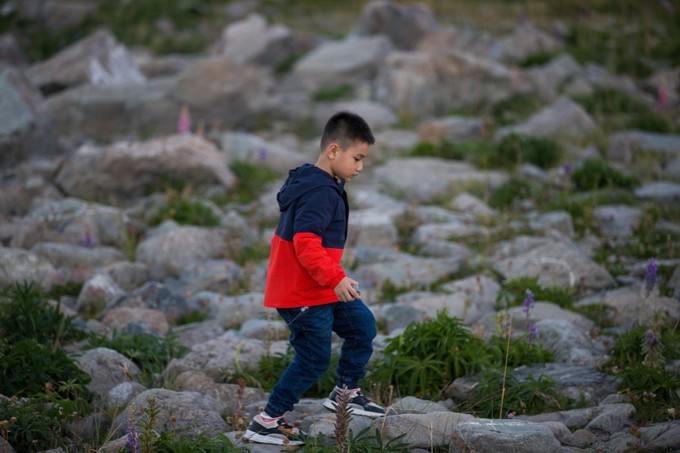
[352,0,437,50]
[54,135,235,203]
[0,65,61,167]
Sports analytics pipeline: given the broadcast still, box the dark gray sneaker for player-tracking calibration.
[323,388,386,418]
[242,414,306,446]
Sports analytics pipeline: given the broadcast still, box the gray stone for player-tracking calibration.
[635,181,680,209]
[31,242,125,283]
[495,22,563,64]
[391,396,450,414]
[568,428,597,448]
[75,347,142,399]
[76,273,125,314]
[347,209,398,248]
[593,205,643,239]
[113,389,229,438]
[292,36,392,91]
[418,116,485,143]
[352,0,437,50]
[239,318,288,340]
[101,306,170,337]
[0,247,58,290]
[314,100,398,131]
[172,320,225,348]
[111,281,201,323]
[533,318,605,367]
[55,135,235,204]
[0,66,60,167]
[107,382,147,411]
[378,412,475,449]
[178,259,243,294]
[608,130,680,164]
[495,97,598,142]
[220,131,308,174]
[450,418,562,453]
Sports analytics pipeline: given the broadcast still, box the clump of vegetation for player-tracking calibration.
[571,158,639,192]
[369,311,495,398]
[150,197,221,227]
[225,160,279,204]
[491,93,544,126]
[488,177,533,210]
[312,84,355,102]
[494,134,562,170]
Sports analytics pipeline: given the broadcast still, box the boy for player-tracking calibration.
[243,111,386,446]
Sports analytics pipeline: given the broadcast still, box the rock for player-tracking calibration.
[220,131,308,174]
[496,22,564,64]
[373,157,506,203]
[172,320,225,348]
[356,252,463,291]
[450,418,562,452]
[46,77,177,143]
[540,420,573,444]
[101,307,170,336]
[568,428,597,448]
[576,285,680,328]
[113,389,229,438]
[352,0,437,50]
[374,49,533,118]
[173,370,267,415]
[492,239,616,292]
[513,364,621,406]
[106,381,147,411]
[369,129,420,162]
[525,211,575,238]
[210,13,300,67]
[27,29,145,93]
[634,181,680,209]
[101,261,150,292]
[0,65,61,167]
[451,192,497,219]
[379,412,475,449]
[417,116,485,143]
[608,130,680,165]
[135,226,229,280]
[533,318,606,367]
[592,205,642,240]
[391,396,450,414]
[31,242,125,283]
[75,347,142,399]
[238,318,288,340]
[111,281,202,323]
[55,135,235,203]
[314,100,398,131]
[292,35,392,91]
[0,33,26,66]
[526,54,582,100]
[495,97,598,142]
[0,247,58,290]
[76,273,125,315]
[11,198,130,249]
[175,58,272,129]
[177,259,243,294]
[347,209,398,248]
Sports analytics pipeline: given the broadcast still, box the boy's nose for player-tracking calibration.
[357,161,363,172]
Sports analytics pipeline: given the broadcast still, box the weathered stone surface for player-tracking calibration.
[0,65,60,167]
[75,347,142,399]
[449,418,562,453]
[55,135,235,203]
[0,247,58,289]
[220,131,308,174]
[173,370,266,415]
[32,242,125,283]
[352,0,437,50]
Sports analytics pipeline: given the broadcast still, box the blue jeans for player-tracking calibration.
[264,299,377,417]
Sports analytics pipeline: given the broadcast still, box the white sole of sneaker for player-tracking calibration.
[242,429,304,446]
[322,399,386,418]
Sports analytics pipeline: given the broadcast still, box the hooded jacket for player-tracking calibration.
[263,163,349,308]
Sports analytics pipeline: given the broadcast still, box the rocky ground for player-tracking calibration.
[1,0,680,452]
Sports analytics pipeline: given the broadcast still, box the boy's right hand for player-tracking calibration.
[334,277,361,302]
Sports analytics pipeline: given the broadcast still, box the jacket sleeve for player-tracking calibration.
[292,187,346,288]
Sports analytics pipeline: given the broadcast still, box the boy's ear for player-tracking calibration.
[324,142,340,159]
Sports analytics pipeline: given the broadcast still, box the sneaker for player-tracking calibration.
[242,414,306,446]
[323,387,386,418]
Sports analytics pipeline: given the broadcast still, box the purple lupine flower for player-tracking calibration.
[258,148,267,161]
[178,105,191,135]
[563,163,572,177]
[645,258,658,292]
[645,329,657,347]
[662,0,675,14]
[127,409,140,453]
[83,229,93,248]
[522,289,535,313]
[527,320,537,342]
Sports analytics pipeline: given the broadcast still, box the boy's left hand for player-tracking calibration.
[334,277,361,302]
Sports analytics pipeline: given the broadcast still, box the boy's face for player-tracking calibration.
[330,141,370,182]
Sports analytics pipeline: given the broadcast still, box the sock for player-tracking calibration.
[259,411,282,422]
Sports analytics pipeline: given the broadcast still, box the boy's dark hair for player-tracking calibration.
[321,111,375,151]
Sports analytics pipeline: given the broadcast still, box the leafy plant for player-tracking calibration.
[154,432,249,452]
[225,160,279,204]
[494,134,562,170]
[303,427,410,453]
[150,198,220,227]
[0,281,86,349]
[487,335,555,369]
[87,331,188,387]
[369,311,494,398]
[491,93,544,126]
[488,177,532,210]
[497,276,575,309]
[465,370,566,418]
[0,397,67,452]
[571,158,639,191]
[312,84,355,102]
[619,364,680,423]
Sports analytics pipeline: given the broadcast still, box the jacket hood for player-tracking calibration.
[277,163,344,211]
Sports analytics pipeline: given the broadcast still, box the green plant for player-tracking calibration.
[517,51,557,68]
[494,134,562,170]
[465,370,566,418]
[497,276,575,309]
[154,432,249,452]
[225,160,279,204]
[488,177,532,210]
[487,335,555,369]
[312,84,355,102]
[571,158,639,192]
[0,397,67,452]
[302,427,410,453]
[87,331,188,387]
[491,94,544,126]
[369,311,494,398]
[0,281,86,349]
[619,364,680,423]
[626,110,673,133]
[150,198,220,227]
